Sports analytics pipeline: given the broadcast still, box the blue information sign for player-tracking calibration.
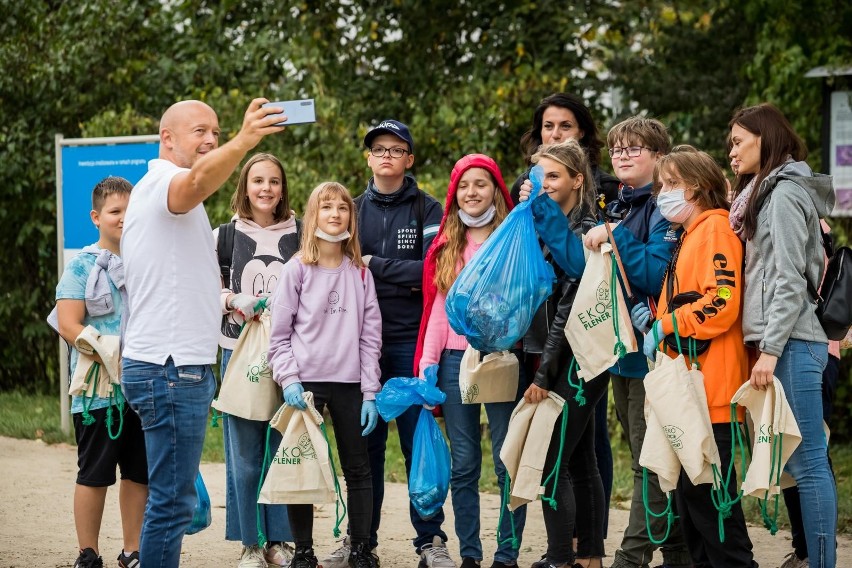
[60,141,159,249]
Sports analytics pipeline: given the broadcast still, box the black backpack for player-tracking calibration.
[807,227,852,340]
[217,219,302,287]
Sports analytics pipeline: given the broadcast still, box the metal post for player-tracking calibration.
[55,133,70,436]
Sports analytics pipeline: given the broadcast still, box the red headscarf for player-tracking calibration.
[413,154,515,375]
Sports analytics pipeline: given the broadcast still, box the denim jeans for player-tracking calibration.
[437,349,527,564]
[366,341,447,552]
[121,356,216,568]
[220,348,291,545]
[775,339,836,568]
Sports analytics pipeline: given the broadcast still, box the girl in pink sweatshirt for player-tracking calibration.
[268,181,382,568]
[413,154,525,568]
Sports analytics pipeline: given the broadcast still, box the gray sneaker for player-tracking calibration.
[779,552,809,568]
[418,536,457,568]
[321,536,351,568]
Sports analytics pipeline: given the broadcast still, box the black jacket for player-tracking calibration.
[355,175,442,343]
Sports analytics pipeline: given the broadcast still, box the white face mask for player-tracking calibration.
[315,228,351,242]
[458,204,496,228]
[657,189,696,224]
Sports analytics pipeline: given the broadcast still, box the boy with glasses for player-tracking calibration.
[323,119,451,568]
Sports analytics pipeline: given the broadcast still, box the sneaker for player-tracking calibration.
[488,561,515,568]
[291,547,320,568]
[460,559,480,568]
[529,558,565,568]
[779,552,809,568]
[239,545,268,568]
[322,536,352,568]
[419,536,457,568]
[74,548,104,568]
[266,543,295,567]
[348,542,379,568]
[117,550,140,568]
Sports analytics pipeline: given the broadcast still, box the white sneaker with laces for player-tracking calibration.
[265,543,295,567]
[779,552,809,568]
[239,545,268,568]
[321,536,352,568]
[418,536,457,568]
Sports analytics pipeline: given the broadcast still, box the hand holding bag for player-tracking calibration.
[458,346,519,404]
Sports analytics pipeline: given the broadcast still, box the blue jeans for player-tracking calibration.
[775,339,836,568]
[366,341,447,552]
[437,349,527,563]
[220,349,292,545]
[121,357,216,568]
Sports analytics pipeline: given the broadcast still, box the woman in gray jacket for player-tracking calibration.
[729,103,837,568]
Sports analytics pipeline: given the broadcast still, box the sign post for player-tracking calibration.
[54,134,159,435]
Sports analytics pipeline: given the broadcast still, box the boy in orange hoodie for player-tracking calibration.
[631,147,756,568]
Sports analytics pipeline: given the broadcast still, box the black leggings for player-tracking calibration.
[541,373,609,564]
[287,382,373,548]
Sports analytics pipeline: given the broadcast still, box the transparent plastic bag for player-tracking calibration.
[185,471,212,535]
[409,407,451,520]
[446,165,554,351]
[375,365,446,422]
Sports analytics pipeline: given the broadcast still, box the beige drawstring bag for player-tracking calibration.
[642,352,721,487]
[640,394,681,493]
[213,311,281,421]
[564,243,636,379]
[70,325,121,399]
[730,378,802,498]
[499,392,566,511]
[458,346,519,404]
[258,392,338,504]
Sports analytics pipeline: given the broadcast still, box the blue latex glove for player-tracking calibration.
[284,383,307,410]
[630,303,652,333]
[643,321,663,360]
[361,400,378,437]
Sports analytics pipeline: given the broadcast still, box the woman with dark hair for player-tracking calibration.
[729,103,837,568]
[513,93,617,541]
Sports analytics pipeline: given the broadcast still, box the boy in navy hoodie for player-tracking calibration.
[322,120,452,568]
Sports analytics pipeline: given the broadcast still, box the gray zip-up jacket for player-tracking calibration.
[743,160,835,356]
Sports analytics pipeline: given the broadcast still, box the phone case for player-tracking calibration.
[263,99,316,126]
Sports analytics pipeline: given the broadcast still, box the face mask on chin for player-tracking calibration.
[315,228,351,242]
[657,189,696,224]
[458,204,496,228]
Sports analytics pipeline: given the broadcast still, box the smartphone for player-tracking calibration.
[262,99,316,126]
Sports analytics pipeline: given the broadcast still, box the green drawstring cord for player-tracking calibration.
[540,403,569,511]
[565,357,586,407]
[105,385,125,440]
[642,467,676,544]
[610,255,627,359]
[760,430,784,534]
[80,363,101,426]
[496,472,519,550]
[257,424,273,548]
[210,408,221,428]
[321,422,347,537]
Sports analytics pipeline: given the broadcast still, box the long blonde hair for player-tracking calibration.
[434,171,510,294]
[299,182,364,267]
[531,139,597,222]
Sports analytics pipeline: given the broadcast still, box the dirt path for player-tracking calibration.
[1,436,849,567]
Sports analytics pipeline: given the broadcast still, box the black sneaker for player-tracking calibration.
[348,542,379,568]
[74,548,104,568]
[117,550,140,568]
[292,546,320,568]
[460,559,480,568]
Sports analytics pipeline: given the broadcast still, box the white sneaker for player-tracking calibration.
[321,536,351,568]
[239,545,268,568]
[779,552,809,568]
[418,536,457,568]
[265,543,295,567]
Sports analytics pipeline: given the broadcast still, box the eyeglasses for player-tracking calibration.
[608,146,655,158]
[370,146,409,158]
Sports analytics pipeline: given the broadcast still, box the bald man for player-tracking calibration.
[120,99,285,567]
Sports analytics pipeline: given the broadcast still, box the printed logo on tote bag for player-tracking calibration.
[247,352,272,383]
[272,432,318,465]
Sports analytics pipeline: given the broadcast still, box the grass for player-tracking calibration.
[4,390,851,533]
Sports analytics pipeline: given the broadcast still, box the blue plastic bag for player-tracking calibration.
[185,472,212,535]
[445,165,555,351]
[410,407,451,520]
[375,365,446,422]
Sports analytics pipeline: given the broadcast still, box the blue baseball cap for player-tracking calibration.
[364,119,415,153]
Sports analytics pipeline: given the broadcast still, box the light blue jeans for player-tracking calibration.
[121,357,216,568]
[776,339,836,568]
[437,349,527,564]
[220,348,292,545]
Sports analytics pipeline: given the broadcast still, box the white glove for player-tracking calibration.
[228,293,261,320]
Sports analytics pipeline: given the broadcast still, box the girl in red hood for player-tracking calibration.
[414,154,525,568]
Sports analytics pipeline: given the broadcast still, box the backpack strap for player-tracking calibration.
[217,221,237,287]
[806,221,834,302]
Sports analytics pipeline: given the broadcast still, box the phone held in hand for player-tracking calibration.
[262,99,316,126]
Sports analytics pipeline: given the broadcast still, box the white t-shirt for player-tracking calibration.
[121,158,220,366]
